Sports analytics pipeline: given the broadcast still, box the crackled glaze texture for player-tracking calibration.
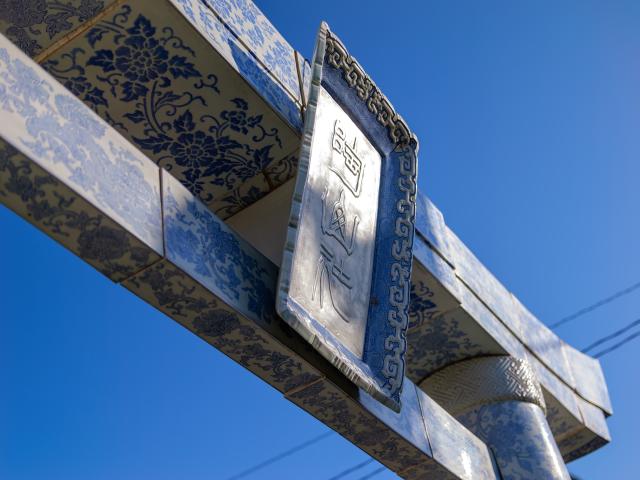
[0,35,162,280]
[40,1,300,218]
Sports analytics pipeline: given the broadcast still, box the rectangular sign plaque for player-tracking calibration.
[277,23,418,411]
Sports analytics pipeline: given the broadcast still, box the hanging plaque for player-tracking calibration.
[277,23,418,411]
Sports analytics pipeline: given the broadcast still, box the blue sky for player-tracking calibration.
[1,1,639,479]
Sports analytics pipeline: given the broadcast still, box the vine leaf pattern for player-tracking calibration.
[0,0,106,57]
[41,6,286,210]
[0,39,162,280]
[405,280,482,381]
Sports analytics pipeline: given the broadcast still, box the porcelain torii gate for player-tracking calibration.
[0,1,611,478]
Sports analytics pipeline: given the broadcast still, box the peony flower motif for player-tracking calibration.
[78,226,129,262]
[170,131,221,170]
[0,0,46,28]
[114,35,169,83]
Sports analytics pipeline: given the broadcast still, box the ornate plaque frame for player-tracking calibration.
[277,22,418,411]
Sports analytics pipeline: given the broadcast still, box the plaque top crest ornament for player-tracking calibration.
[277,22,418,411]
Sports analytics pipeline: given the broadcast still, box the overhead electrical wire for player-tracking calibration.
[229,285,640,480]
[581,317,640,353]
[592,330,640,359]
[354,466,387,479]
[226,431,334,480]
[550,280,640,329]
[327,458,374,480]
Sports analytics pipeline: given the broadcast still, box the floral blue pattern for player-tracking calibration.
[0,0,108,57]
[457,401,571,480]
[41,5,294,211]
[201,0,300,100]
[124,259,321,394]
[0,40,162,253]
[162,171,276,323]
[0,37,162,280]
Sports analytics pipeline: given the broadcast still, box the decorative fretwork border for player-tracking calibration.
[324,30,417,149]
[277,22,418,412]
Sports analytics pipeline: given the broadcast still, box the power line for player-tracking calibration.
[593,330,640,359]
[582,317,640,353]
[328,458,374,480]
[355,466,387,479]
[226,431,334,480]
[550,280,640,329]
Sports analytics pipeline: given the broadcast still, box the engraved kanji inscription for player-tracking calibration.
[330,119,365,197]
[321,186,360,255]
[312,243,353,322]
[287,86,382,358]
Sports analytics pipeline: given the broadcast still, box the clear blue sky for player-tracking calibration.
[1,1,639,479]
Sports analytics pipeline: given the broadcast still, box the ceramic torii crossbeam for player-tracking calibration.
[0,1,611,478]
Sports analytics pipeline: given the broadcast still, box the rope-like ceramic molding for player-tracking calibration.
[420,356,546,415]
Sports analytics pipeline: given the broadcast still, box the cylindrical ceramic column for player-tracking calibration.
[421,356,570,480]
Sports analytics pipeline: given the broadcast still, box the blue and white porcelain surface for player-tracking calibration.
[357,382,431,457]
[0,0,115,58]
[412,234,460,300]
[287,378,434,476]
[161,170,278,325]
[0,34,162,256]
[565,345,613,415]
[170,0,302,131]
[198,0,300,103]
[525,350,582,423]
[296,52,311,107]
[511,294,576,388]
[416,387,498,480]
[123,258,324,394]
[415,193,454,267]
[406,265,494,381]
[445,226,518,336]
[457,401,571,480]
[41,1,300,218]
[458,280,529,361]
[576,395,610,441]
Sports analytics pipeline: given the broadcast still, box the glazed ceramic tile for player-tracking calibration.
[123,258,323,394]
[287,377,452,477]
[295,51,311,108]
[406,262,487,382]
[512,295,576,388]
[412,235,460,299]
[263,149,298,188]
[576,396,610,441]
[415,194,454,267]
[198,0,300,103]
[458,281,529,360]
[557,396,610,463]
[0,0,116,58]
[170,0,302,130]
[565,345,613,415]
[0,34,162,280]
[457,401,571,480]
[445,226,518,335]
[41,0,300,216]
[208,170,270,219]
[161,170,277,325]
[416,387,498,480]
[358,382,431,458]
